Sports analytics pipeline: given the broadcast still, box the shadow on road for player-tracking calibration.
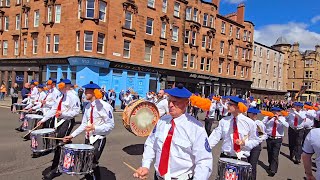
[41,166,62,179]
[122,144,144,155]
[100,167,116,180]
[258,160,269,172]
[282,143,289,147]
[280,151,291,161]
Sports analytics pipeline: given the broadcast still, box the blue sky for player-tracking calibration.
[210,0,320,50]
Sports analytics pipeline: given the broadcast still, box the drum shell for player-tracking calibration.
[22,115,43,131]
[30,129,56,153]
[217,158,252,180]
[122,99,160,137]
[58,144,95,175]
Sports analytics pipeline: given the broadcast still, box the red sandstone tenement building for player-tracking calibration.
[0,0,254,103]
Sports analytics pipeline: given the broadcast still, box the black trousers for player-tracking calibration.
[110,100,115,109]
[11,97,18,111]
[204,118,214,136]
[84,138,106,180]
[51,119,75,171]
[266,138,282,173]
[248,144,262,180]
[288,127,304,161]
[314,120,320,128]
[303,128,312,146]
[192,108,199,119]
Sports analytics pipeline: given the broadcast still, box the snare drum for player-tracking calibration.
[22,114,43,131]
[59,144,95,175]
[14,103,27,113]
[30,128,56,153]
[217,158,252,180]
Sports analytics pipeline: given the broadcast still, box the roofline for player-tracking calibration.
[244,20,255,26]
[254,41,285,54]
[200,0,218,9]
[217,14,245,28]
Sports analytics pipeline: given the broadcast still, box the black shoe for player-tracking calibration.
[294,160,301,164]
[43,169,61,180]
[15,127,23,132]
[268,171,276,177]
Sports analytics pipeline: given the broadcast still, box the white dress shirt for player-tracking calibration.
[263,116,289,137]
[124,94,133,105]
[302,128,320,180]
[305,109,316,129]
[40,90,80,123]
[155,98,169,117]
[208,101,217,118]
[217,100,228,117]
[142,113,213,180]
[30,91,47,110]
[42,88,60,109]
[287,110,306,129]
[255,120,268,143]
[71,99,114,143]
[316,110,320,121]
[208,113,260,157]
[250,101,257,108]
[30,87,39,100]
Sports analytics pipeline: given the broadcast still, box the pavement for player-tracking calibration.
[0,105,312,180]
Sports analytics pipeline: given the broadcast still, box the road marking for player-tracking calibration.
[0,106,10,109]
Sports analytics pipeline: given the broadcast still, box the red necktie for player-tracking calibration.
[158,119,176,176]
[272,117,278,137]
[294,115,298,127]
[41,92,50,108]
[86,105,94,138]
[222,108,225,116]
[233,117,240,153]
[55,94,64,118]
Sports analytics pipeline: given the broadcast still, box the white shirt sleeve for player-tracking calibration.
[94,105,115,135]
[302,130,314,154]
[294,110,306,119]
[244,122,260,150]
[61,95,80,119]
[71,111,88,138]
[306,110,317,119]
[278,116,289,128]
[40,101,58,123]
[141,125,157,169]
[208,120,223,147]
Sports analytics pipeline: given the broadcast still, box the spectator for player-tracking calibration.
[0,82,7,100]
[21,83,30,101]
[78,87,84,112]
[124,90,133,106]
[119,90,125,109]
[108,89,116,111]
[10,83,19,112]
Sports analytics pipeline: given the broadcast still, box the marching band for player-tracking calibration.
[12,79,320,180]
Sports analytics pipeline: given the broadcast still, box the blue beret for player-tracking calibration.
[82,81,100,89]
[221,96,228,99]
[271,107,282,112]
[61,79,72,85]
[247,108,261,114]
[249,96,254,101]
[229,96,246,104]
[30,79,38,85]
[293,102,304,107]
[48,77,57,83]
[305,102,312,106]
[164,83,192,98]
[37,84,45,88]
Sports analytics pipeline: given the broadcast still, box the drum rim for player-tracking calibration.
[31,128,55,134]
[219,158,251,165]
[25,114,44,118]
[64,144,94,150]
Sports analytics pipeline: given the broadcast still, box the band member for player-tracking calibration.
[247,108,268,180]
[263,107,289,176]
[209,96,259,161]
[304,102,317,145]
[63,81,114,180]
[133,84,212,180]
[37,79,80,180]
[315,104,320,128]
[155,89,169,117]
[287,102,306,164]
[24,84,47,113]
[21,80,39,103]
[205,95,217,136]
[217,96,229,120]
[248,96,257,108]
[302,128,320,180]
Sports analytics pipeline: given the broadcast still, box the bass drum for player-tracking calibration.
[122,99,160,137]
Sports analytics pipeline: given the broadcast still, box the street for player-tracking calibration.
[0,105,310,180]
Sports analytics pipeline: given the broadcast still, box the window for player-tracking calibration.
[185,7,192,20]
[279,67,282,78]
[235,46,239,57]
[161,22,166,38]
[203,13,208,26]
[14,40,18,55]
[124,11,132,29]
[23,38,27,55]
[233,63,237,76]
[147,0,155,8]
[162,0,167,13]
[47,6,52,22]
[218,60,223,74]
[252,61,256,72]
[159,48,164,64]
[208,37,212,49]
[16,0,20,4]
[228,45,232,55]
[227,62,230,75]
[53,35,59,53]
[305,59,313,67]
[24,12,28,28]
[267,50,270,59]
[86,0,95,18]
[273,66,276,77]
[274,53,277,61]
[99,1,106,21]
[191,31,196,46]
[248,32,251,42]
[201,35,206,48]
[183,54,188,68]
[46,35,51,53]
[55,5,61,23]
[252,78,255,86]
[190,55,195,68]
[258,79,261,87]
[236,28,240,39]
[144,44,152,62]
[171,50,177,66]
[123,41,130,58]
[292,71,295,78]
[258,62,262,73]
[229,25,233,36]
[305,71,313,78]
[84,31,93,51]
[273,81,276,88]
[293,61,296,67]
[241,66,244,77]
[242,48,246,59]
[266,64,269,74]
[193,8,198,22]
[243,30,247,41]
[76,31,80,51]
[172,26,179,42]
[184,30,190,44]
[146,18,153,35]
[206,58,211,71]
[78,1,82,19]
[221,21,225,33]
[174,2,180,17]
[209,15,214,28]
[304,82,312,89]
[200,57,205,71]
[4,16,9,31]
[292,82,295,89]
[5,0,10,6]
[220,41,224,54]
[97,33,105,53]
[15,14,20,30]
[259,47,263,57]
[253,46,257,55]
[265,80,268,88]
[34,10,39,27]
[32,37,38,54]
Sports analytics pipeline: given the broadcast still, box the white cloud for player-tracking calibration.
[311,15,320,24]
[254,22,320,51]
[222,0,246,4]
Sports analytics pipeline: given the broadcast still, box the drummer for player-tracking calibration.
[133,84,212,180]
[155,89,169,117]
[24,84,47,113]
[217,96,229,120]
[208,96,259,161]
[21,80,39,104]
[37,79,80,180]
[63,81,114,180]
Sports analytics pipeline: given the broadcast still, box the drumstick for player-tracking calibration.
[22,124,41,138]
[42,137,64,140]
[123,162,138,172]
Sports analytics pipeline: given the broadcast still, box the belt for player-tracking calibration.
[156,173,193,180]
[268,135,283,139]
[290,126,304,130]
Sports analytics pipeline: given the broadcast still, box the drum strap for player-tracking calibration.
[155,98,164,105]
[54,117,65,129]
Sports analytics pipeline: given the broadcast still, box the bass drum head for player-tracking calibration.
[64,144,94,150]
[219,158,251,166]
[31,128,55,135]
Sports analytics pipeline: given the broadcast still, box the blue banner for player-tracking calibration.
[68,57,110,68]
